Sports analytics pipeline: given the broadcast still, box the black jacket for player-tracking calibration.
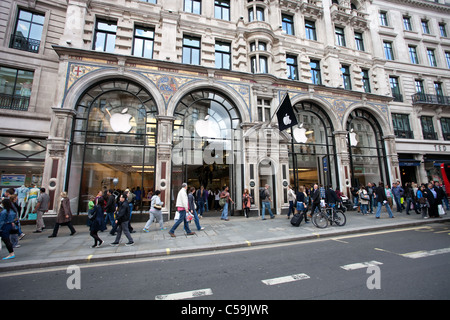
[116,200,130,224]
[374,186,387,203]
[311,188,320,204]
[325,188,338,204]
[105,194,116,213]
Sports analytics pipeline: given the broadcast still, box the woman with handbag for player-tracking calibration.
[143,190,166,232]
[417,184,429,219]
[242,189,252,218]
[0,199,16,260]
[358,186,369,215]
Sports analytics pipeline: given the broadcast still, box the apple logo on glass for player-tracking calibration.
[293,123,308,143]
[195,115,220,139]
[349,128,358,147]
[283,114,292,126]
[110,108,133,133]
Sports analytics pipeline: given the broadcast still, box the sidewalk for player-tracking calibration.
[1,210,449,272]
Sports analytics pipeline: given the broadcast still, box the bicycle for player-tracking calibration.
[312,203,346,229]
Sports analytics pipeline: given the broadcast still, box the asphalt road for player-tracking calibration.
[1,222,449,304]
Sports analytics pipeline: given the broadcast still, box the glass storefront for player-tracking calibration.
[288,101,337,189]
[171,89,242,214]
[0,135,46,219]
[66,79,157,213]
[347,109,388,187]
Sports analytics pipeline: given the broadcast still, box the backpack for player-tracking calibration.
[260,188,266,200]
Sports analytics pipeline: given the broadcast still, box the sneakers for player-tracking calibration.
[110,241,134,246]
[125,241,134,246]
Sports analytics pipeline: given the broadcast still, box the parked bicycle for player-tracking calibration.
[312,203,346,229]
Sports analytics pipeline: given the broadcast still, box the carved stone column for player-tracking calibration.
[44,108,76,213]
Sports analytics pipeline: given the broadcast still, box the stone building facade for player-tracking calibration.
[1,0,449,219]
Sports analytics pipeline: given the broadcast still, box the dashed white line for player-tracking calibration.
[262,273,310,286]
[155,288,213,300]
[340,261,383,271]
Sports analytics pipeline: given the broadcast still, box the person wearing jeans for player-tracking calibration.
[220,186,234,221]
[169,183,195,237]
[261,184,275,220]
[374,182,394,219]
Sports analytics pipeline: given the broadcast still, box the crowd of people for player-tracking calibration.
[0,180,448,260]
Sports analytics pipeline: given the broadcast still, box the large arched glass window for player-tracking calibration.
[171,89,242,214]
[346,109,388,187]
[289,101,337,189]
[66,79,158,213]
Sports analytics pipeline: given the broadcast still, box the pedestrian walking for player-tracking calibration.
[374,182,394,219]
[0,199,16,260]
[296,186,308,222]
[358,186,369,215]
[188,187,204,231]
[32,188,50,233]
[48,192,76,237]
[260,184,274,220]
[143,190,166,232]
[242,188,252,218]
[110,194,134,246]
[104,189,116,230]
[220,186,234,221]
[169,183,195,237]
[287,185,296,219]
[416,184,429,219]
[391,182,404,213]
[89,196,105,248]
[310,184,321,217]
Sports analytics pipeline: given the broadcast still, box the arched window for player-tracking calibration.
[346,109,389,187]
[66,79,158,213]
[289,101,338,188]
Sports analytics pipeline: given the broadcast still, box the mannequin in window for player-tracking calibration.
[16,185,29,220]
[25,185,40,218]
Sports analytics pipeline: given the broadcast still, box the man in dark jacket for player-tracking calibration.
[110,194,134,246]
[374,182,394,219]
[310,184,321,217]
[105,189,116,232]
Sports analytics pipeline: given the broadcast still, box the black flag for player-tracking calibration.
[276,93,298,131]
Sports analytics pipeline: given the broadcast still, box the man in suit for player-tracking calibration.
[310,184,321,219]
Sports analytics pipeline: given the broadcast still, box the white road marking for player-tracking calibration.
[155,288,213,300]
[340,261,383,271]
[401,247,450,259]
[262,273,310,286]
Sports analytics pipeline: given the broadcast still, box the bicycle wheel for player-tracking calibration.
[313,212,328,228]
[333,210,346,226]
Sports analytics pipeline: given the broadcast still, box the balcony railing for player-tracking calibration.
[0,93,30,111]
[412,93,450,106]
[9,34,40,53]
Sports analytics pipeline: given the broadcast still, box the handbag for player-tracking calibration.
[186,212,194,222]
[438,204,445,216]
[153,204,162,210]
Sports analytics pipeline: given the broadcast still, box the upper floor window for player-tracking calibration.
[335,27,346,47]
[421,116,437,140]
[93,19,117,53]
[185,0,201,14]
[354,32,364,51]
[215,0,230,21]
[379,11,388,26]
[182,35,201,65]
[286,55,298,80]
[250,41,268,73]
[427,48,437,67]
[441,118,450,141]
[257,98,271,122]
[445,51,450,68]
[215,41,231,70]
[383,41,394,60]
[361,69,371,93]
[305,20,317,41]
[248,6,264,22]
[10,9,45,54]
[421,20,430,34]
[403,16,412,31]
[389,76,402,102]
[282,14,294,35]
[132,26,154,59]
[310,60,322,85]
[409,46,419,64]
[341,65,352,90]
[392,113,414,139]
[439,23,447,37]
[0,66,34,111]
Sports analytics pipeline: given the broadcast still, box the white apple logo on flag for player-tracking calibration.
[283,114,292,126]
[110,108,133,133]
[195,115,220,139]
[349,128,358,146]
[293,123,308,143]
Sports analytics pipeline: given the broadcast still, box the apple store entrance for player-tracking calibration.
[288,101,338,190]
[66,79,158,213]
[171,89,243,217]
